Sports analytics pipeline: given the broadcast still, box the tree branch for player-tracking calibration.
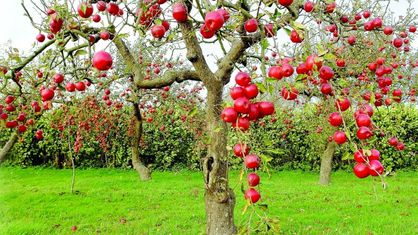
[12,38,57,72]
[177,7,213,81]
[215,3,302,83]
[136,70,201,89]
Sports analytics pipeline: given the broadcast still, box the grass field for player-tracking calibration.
[0,167,417,235]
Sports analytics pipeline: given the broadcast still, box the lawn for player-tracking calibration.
[0,167,417,235]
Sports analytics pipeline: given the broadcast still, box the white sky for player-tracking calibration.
[0,1,417,60]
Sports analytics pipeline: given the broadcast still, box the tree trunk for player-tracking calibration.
[131,103,151,181]
[319,141,337,185]
[0,133,18,165]
[203,83,236,235]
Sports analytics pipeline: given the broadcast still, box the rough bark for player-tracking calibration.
[0,133,18,165]
[319,141,337,185]
[203,83,236,235]
[131,103,151,181]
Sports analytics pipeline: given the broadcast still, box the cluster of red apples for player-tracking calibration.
[221,72,275,203]
[36,1,125,42]
[1,48,113,138]
[137,0,170,39]
[0,95,41,138]
[328,102,386,178]
[329,99,404,178]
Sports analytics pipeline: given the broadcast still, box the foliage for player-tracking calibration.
[2,103,417,171]
[230,103,418,171]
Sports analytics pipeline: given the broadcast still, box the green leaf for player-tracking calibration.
[256,82,267,93]
[258,203,268,211]
[260,154,273,163]
[74,50,87,57]
[265,77,277,83]
[284,27,291,36]
[265,149,285,155]
[262,136,272,146]
[188,107,197,117]
[324,53,336,61]
[291,21,306,30]
[154,18,162,25]
[116,33,129,39]
[342,152,351,161]
[260,38,269,51]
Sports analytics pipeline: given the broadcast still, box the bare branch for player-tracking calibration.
[136,70,201,89]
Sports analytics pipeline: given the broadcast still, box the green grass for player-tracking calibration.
[0,167,417,235]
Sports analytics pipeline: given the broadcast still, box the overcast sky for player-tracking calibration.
[0,1,416,56]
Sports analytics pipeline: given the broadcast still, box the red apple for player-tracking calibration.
[355,114,371,127]
[244,19,258,33]
[75,81,86,91]
[304,1,314,12]
[5,95,15,104]
[278,0,293,7]
[335,98,350,111]
[388,137,398,146]
[320,83,333,95]
[244,188,260,203]
[66,83,76,92]
[221,107,238,123]
[5,120,18,128]
[396,142,405,151]
[200,24,215,39]
[93,51,113,71]
[244,84,259,99]
[357,126,372,140]
[172,3,188,22]
[257,102,275,116]
[205,11,224,32]
[328,112,343,127]
[393,38,403,48]
[233,143,250,157]
[245,154,260,169]
[235,72,251,86]
[107,3,119,15]
[319,66,334,80]
[290,30,303,43]
[36,34,45,42]
[247,173,260,186]
[100,31,110,40]
[268,66,283,80]
[354,150,365,163]
[354,163,370,178]
[53,73,64,83]
[333,131,347,144]
[281,86,298,100]
[264,23,275,37]
[230,87,245,100]
[41,88,55,101]
[97,1,106,11]
[236,117,250,131]
[151,25,166,39]
[78,3,93,18]
[369,149,380,160]
[216,8,230,21]
[369,160,384,176]
[234,97,250,114]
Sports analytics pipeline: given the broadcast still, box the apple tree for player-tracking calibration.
[2,0,417,234]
